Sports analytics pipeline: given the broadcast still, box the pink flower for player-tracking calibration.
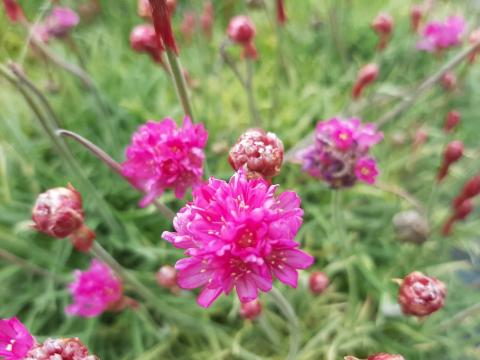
[345,354,405,360]
[66,259,123,317]
[227,15,258,59]
[355,157,379,184]
[2,0,25,23]
[121,117,208,207]
[130,24,163,64]
[45,7,80,37]
[0,317,35,360]
[162,171,314,307]
[417,16,466,53]
[302,117,382,188]
[25,338,98,360]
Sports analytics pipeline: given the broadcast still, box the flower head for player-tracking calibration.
[301,117,383,188]
[309,271,329,295]
[240,299,262,320]
[417,16,466,53]
[66,259,123,317]
[227,15,258,59]
[25,338,98,360]
[162,171,314,307]
[2,0,25,23]
[45,7,79,37]
[228,129,284,180]
[130,24,163,64]
[398,271,446,317]
[121,117,207,207]
[0,317,35,360]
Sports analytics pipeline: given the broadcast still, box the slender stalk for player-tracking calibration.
[331,190,347,243]
[374,182,425,213]
[220,41,247,87]
[245,60,261,126]
[270,287,300,360]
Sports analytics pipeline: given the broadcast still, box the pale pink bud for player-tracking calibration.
[156,265,178,289]
[443,110,460,133]
[468,29,480,63]
[200,1,214,39]
[413,128,428,150]
[181,11,197,42]
[227,15,258,59]
[130,24,163,64]
[309,271,329,295]
[240,299,262,320]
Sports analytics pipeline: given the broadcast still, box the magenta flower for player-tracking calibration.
[45,7,80,37]
[417,16,466,53]
[66,260,123,318]
[0,317,35,360]
[162,170,314,307]
[301,118,382,188]
[121,117,208,207]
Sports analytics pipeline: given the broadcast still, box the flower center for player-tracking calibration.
[236,229,256,248]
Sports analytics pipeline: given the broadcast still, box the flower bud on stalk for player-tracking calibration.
[371,13,394,50]
[309,271,329,295]
[2,0,25,23]
[276,0,287,26]
[437,140,464,182]
[410,5,423,32]
[397,271,446,317]
[442,199,474,236]
[240,299,262,320]
[156,265,178,289]
[453,175,480,209]
[130,24,164,65]
[444,110,461,133]
[32,185,95,252]
[345,354,405,360]
[227,15,258,60]
[148,0,178,54]
[138,0,176,20]
[468,29,480,63]
[440,72,457,91]
[412,128,428,151]
[352,63,379,99]
[181,12,197,43]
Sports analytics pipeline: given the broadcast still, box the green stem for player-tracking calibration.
[245,60,261,127]
[270,287,300,360]
[331,190,347,243]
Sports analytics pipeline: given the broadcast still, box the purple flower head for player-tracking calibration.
[162,170,314,308]
[0,317,35,360]
[121,117,208,207]
[301,117,382,188]
[45,7,79,37]
[66,259,123,318]
[417,16,466,52]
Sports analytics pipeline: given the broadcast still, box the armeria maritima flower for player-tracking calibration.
[345,354,405,360]
[25,338,98,360]
[371,12,394,50]
[0,317,35,360]
[121,117,208,207]
[417,16,466,53]
[66,259,123,318]
[301,117,383,188]
[44,7,80,38]
[227,15,258,59]
[2,0,25,23]
[162,170,314,307]
[130,24,163,64]
[398,271,446,317]
[228,128,284,180]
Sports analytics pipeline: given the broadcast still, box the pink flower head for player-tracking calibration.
[302,117,383,188]
[45,7,80,38]
[0,317,35,360]
[66,259,123,317]
[138,0,175,19]
[25,338,98,360]
[162,170,314,307]
[417,16,466,53]
[227,15,258,59]
[2,0,25,23]
[130,24,163,64]
[181,11,197,42]
[355,157,379,184]
[121,117,208,207]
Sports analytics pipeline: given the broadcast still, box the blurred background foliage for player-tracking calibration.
[1,0,480,359]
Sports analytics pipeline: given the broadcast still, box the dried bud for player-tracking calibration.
[352,63,379,99]
[440,72,457,91]
[156,265,178,288]
[410,5,423,32]
[398,271,446,317]
[25,338,98,360]
[227,15,258,59]
[468,29,480,63]
[371,13,394,50]
[443,110,460,133]
[228,129,284,180]
[276,0,287,25]
[240,299,262,320]
[309,271,329,295]
[32,185,84,238]
[393,210,429,244]
[437,140,464,181]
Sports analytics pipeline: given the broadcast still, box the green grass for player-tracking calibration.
[1,0,480,359]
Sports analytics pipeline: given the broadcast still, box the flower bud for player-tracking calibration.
[44,7,80,38]
[309,271,329,295]
[410,5,423,32]
[181,11,197,42]
[32,185,84,238]
[276,0,287,25]
[371,13,394,50]
[3,0,25,23]
[412,128,428,150]
[138,0,176,19]
[156,265,178,289]
[443,110,460,133]
[69,225,96,253]
[352,63,379,99]
[25,338,98,360]
[468,29,480,63]
[393,210,429,244]
[130,24,163,64]
[442,199,474,236]
[227,15,258,59]
[437,140,464,181]
[228,129,284,180]
[453,175,480,208]
[440,72,457,91]
[398,271,446,317]
[149,0,178,54]
[240,299,262,320]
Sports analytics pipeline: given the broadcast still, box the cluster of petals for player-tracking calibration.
[66,259,123,318]
[346,354,405,360]
[417,16,466,53]
[121,117,208,207]
[162,170,314,307]
[130,24,163,64]
[25,338,98,360]
[0,317,35,360]
[227,15,258,59]
[301,117,383,188]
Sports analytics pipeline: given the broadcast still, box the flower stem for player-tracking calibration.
[331,190,347,244]
[245,59,261,127]
[270,287,300,360]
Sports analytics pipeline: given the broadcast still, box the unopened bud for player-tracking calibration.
[352,63,379,99]
[440,72,457,91]
[227,15,258,59]
[240,299,262,320]
[443,110,461,133]
[309,271,329,295]
[468,29,480,63]
[410,5,423,32]
[437,140,463,182]
[156,265,178,289]
[371,13,394,50]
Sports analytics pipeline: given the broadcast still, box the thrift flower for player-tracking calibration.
[121,117,207,207]
[417,16,465,53]
[301,117,383,188]
[0,317,35,360]
[130,24,164,64]
[228,128,284,180]
[227,15,258,59]
[346,354,405,360]
[2,0,25,23]
[398,271,446,317]
[66,259,123,317]
[162,170,314,307]
[44,7,80,38]
[25,338,98,360]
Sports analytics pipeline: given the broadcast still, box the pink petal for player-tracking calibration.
[197,287,223,308]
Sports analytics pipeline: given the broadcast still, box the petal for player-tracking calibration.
[236,276,258,303]
[197,287,223,308]
[282,249,315,269]
[272,265,299,288]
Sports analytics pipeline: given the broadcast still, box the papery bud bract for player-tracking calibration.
[240,299,262,320]
[25,338,98,360]
[228,128,284,180]
[393,210,429,244]
[444,110,460,132]
[309,271,329,295]
[398,271,446,317]
[371,13,394,50]
[410,5,423,32]
[352,63,379,99]
[156,265,178,289]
